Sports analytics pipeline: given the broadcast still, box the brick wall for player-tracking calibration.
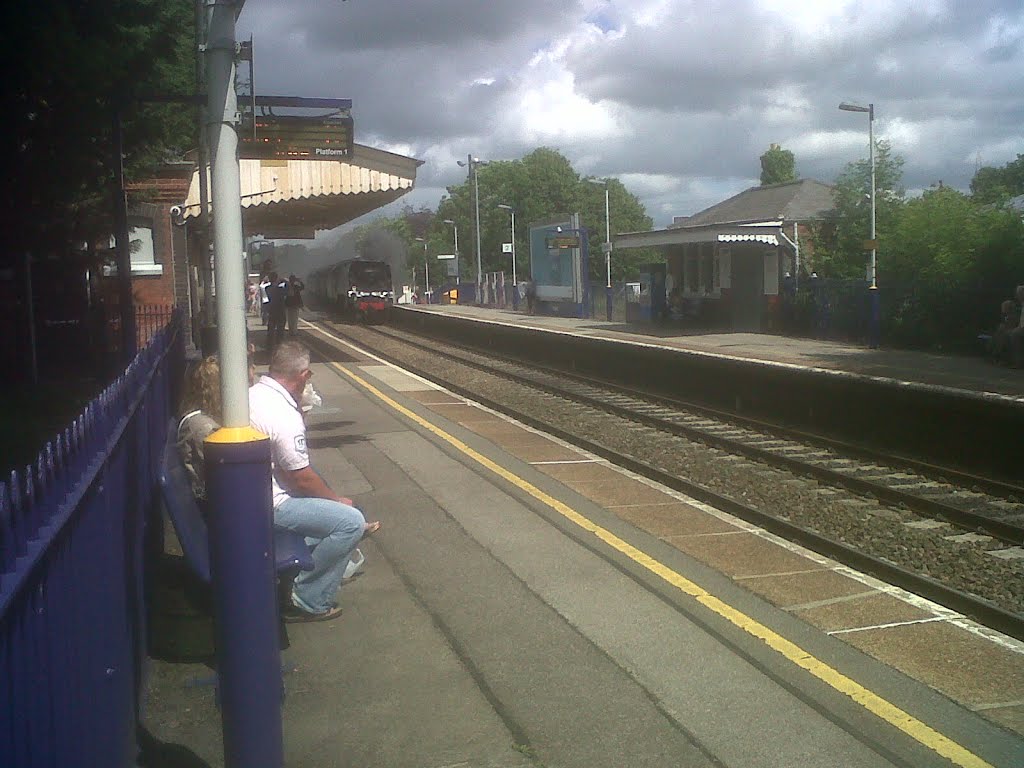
[127,164,193,308]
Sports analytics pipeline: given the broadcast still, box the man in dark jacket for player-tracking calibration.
[266,272,288,351]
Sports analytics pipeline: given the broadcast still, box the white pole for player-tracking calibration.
[868,103,876,290]
[207,0,249,427]
[510,208,517,287]
[793,221,800,291]
[604,185,611,289]
[473,160,482,294]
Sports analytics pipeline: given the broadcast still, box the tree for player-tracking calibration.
[884,186,1024,349]
[814,140,904,278]
[759,144,797,186]
[970,154,1024,204]
[433,147,654,283]
[2,1,196,256]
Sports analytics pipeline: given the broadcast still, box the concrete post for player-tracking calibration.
[206,3,284,767]
[206,0,249,427]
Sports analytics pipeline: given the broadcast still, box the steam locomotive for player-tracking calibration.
[308,259,394,323]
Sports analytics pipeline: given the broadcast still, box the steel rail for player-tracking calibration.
[302,320,1024,643]
[367,324,1024,545]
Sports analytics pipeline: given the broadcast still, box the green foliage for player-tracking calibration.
[759,144,797,186]
[433,147,655,283]
[882,187,1024,350]
[3,0,196,253]
[813,140,904,279]
[970,154,1024,204]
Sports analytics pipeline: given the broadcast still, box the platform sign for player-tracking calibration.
[436,254,456,260]
[502,242,512,253]
[545,234,580,249]
[240,114,354,160]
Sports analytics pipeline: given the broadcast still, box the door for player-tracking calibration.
[730,249,763,331]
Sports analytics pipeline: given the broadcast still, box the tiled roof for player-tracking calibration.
[673,179,836,228]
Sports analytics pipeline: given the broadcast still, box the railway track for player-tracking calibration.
[304,317,1024,639]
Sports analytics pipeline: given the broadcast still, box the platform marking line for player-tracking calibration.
[328,358,995,768]
[783,591,880,612]
[828,617,948,636]
[529,459,603,465]
[734,567,832,580]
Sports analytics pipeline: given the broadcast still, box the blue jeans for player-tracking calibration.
[274,496,365,613]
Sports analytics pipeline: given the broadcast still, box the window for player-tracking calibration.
[109,216,163,276]
[718,247,731,289]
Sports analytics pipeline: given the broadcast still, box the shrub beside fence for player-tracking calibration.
[0,312,184,767]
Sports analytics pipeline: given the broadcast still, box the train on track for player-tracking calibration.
[308,259,394,323]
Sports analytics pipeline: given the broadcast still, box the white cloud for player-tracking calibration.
[238,0,1024,228]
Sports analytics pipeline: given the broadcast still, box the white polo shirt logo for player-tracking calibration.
[294,435,307,453]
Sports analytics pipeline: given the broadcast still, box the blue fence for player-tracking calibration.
[1,312,183,767]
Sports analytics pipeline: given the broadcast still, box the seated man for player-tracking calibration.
[249,340,380,622]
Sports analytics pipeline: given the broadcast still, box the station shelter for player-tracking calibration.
[615,179,835,332]
[528,214,590,318]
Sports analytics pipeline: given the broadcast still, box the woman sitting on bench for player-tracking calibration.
[176,356,223,503]
[177,347,260,503]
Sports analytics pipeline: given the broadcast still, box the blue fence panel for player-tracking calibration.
[1,312,183,768]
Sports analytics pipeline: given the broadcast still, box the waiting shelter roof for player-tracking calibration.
[182,143,423,239]
[616,179,834,251]
[674,179,835,228]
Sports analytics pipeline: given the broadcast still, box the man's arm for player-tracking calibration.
[278,465,353,506]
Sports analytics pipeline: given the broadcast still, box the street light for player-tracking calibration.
[587,177,613,321]
[442,218,460,288]
[414,237,430,303]
[457,155,487,300]
[838,101,878,347]
[497,204,517,309]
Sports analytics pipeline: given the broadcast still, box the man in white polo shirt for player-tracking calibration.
[249,340,380,621]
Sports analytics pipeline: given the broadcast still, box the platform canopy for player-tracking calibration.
[181,143,423,239]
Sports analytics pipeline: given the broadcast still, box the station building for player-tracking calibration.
[616,179,836,332]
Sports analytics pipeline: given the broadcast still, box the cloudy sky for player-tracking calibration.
[237,0,1024,230]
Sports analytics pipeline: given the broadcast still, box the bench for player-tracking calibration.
[158,421,313,586]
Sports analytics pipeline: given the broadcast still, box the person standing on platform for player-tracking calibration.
[265,272,287,351]
[525,278,537,315]
[285,274,305,335]
[249,341,381,622]
[259,272,272,326]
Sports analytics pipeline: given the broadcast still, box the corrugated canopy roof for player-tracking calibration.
[182,143,422,238]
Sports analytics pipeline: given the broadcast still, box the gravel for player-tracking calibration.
[327,322,1024,617]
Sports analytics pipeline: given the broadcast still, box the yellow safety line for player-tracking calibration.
[326,354,994,768]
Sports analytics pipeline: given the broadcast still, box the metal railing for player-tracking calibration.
[1,311,184,767]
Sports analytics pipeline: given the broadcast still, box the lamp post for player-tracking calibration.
[442,218,460,294]
[414,237,430,303]
[497,204,517,309]
[587,178,613,320]
[457,155,486,302]
[838,101,878,347]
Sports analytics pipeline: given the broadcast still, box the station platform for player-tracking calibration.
[403,303,1024,400]
[143,320,1024,767]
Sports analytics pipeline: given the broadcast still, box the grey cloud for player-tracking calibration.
[238,0,1024,228]
[242,0,582,52]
